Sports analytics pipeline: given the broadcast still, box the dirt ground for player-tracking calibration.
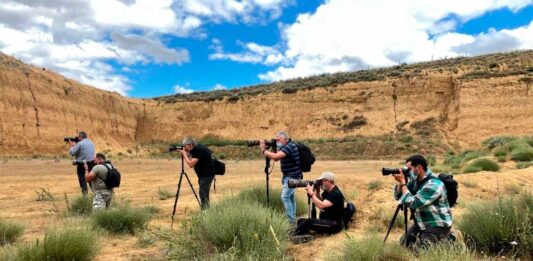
[1,158,532,260]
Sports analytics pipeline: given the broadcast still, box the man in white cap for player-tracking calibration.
[292,171,345,243]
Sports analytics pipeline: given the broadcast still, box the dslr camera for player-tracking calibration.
[168,145,184,152]
[247,139,277,152]
[287,178,320,189]
[381,166,410,176]
[64,136,80,143]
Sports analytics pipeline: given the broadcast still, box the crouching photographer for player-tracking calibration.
[390,154,453,248]
[292,172,345,244]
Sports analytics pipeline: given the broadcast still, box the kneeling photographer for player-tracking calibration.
[292,172,345,243]
[390,154,453,248]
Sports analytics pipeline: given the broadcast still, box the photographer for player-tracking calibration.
[392,154,453,248]
[260,131,302,224]
[68,131,95,195]
[84,153,113,210]
[292,172,345,243]
[178,137,215,209]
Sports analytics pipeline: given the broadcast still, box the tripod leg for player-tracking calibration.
[383,204,402,244]
[307,196,311,218]
[170,172,185,228]
[213,177,216,193]
[403,204,409,247]
[184,172,201,207]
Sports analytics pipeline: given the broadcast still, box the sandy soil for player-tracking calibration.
[1,159,532,260]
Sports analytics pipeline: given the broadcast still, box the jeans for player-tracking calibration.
[281,176,297,223]
[199,175,215,209]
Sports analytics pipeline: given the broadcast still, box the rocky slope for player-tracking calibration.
[0,51,532,156]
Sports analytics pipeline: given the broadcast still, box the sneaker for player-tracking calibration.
[291,234,314,244]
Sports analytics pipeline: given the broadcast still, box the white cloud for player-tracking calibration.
[213,84,227,90]
[179,0,292,23]
[174,85,194,94]
[208,39,283,64]
[259,0,533,81]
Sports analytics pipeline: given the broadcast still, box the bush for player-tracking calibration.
[516,161,533,169]
[461,150,485,163]
[65,194,93,216]
[91,205,151,234]
[0,219,24,245]
[326,234,410,261]
[511,147,533,162]
[493,147,508,157]
[458,191,533,257]
[17,227,99,261]
[161,198,290,260]
[415,242,476,261]
[462,158,499,173]
[237,186,306,216]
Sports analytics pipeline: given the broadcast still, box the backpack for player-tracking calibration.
[416,173,458,208]
[100,163,121,189]
[438,173,458,208]
[213,157,225,175]
[342,201,357,229]
[295,142,315,172]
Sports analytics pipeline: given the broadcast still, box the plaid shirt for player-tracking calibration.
[394,170,452,230]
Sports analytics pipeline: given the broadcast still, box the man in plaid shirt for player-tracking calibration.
[392,154,453,247]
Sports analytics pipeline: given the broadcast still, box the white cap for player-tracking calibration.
[316,171,335,182]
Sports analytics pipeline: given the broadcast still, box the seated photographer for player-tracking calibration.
[392,155,453,248]
[84,153,113,210]
[293,172,344,242]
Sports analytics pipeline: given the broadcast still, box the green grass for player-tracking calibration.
[458,191,533,258]
[326,234,410,261]
[0,219,24,245]
[367,180,384,191]
[158,197,290,260]
[237,186,307,216]
[511,147,533,162]
[157,187,172,200]
[516,161,533,169]
[16,226,99,261]
[65,194,93,216]
[414,241,477,261]
[462,158,499,173]
[368,206,404,232]
[91,204,151,234]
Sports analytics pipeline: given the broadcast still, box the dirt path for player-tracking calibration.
[1,159,532,260]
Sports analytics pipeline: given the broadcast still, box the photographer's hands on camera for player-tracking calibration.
[393,169,408,194]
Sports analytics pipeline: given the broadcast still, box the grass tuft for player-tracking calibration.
[237,186,307,216]
[0,219,24,245]
[65,194,93,216]
[511,147,533,162]
[157,187,172,200]
[326,234,410,261]
[367,180,384,191]
[35,188,55,201]
[91,204,151,234]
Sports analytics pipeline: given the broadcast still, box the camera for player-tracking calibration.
[64,136,80,143]
[287,178,319,188]
[168,145,184,152]
[247,139,277,151]
[381,167,410,176]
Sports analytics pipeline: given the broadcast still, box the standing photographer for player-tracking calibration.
[68,131,95,195]
[178,137,215,209]
[260,131,302,224]
[391,154,452,247]
[292,172,345,243]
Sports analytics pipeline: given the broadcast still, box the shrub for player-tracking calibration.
[237,186,306,216]
[65,194,92,216]
[415,242,476,261]
[462,158,499,173]
[157,187,172,200]
[461,150,485,163]
[367,180,383,191]
[17,227,99,261]
[161,198,290,260]
[281,87,298,94]
[91,205,151,234]
[516,161,533,169]
[458,191,533,257]
[0,219,24,245]
[493,147,508,157]
[326,234,410,261]
[511,147,533,162]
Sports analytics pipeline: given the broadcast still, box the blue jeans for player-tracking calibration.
[281,176,297,223]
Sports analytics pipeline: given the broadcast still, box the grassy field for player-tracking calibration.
[0,159,532,260]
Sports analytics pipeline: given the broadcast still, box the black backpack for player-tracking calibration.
[295,142,315,172]
[438,173,458,208]
[342,201,357,229]
[100,163,121,189]
[213,157,225,175]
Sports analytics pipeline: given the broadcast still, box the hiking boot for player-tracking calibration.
[291,234,314,244]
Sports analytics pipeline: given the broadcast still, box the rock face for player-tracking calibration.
[1,52,533,156]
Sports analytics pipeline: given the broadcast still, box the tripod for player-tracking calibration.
[307,189,317,218]
[170,154,201,228]
[264,156,271,206]
[383,204,409,246]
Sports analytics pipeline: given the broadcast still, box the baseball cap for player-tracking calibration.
[316,172,335,182]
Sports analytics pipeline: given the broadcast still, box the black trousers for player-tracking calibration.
[198,175,215,209]
[401,224,452,248]
[75,161,94,194]
[295,218,342,235]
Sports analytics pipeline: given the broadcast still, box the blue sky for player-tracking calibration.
[0,0,532,98]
